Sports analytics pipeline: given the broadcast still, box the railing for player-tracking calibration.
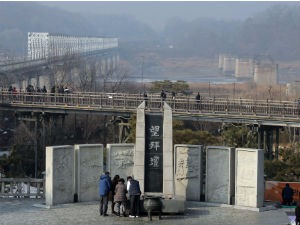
[0,90,299,122]
[0,178,44,198]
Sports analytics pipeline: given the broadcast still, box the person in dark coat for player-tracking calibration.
[98,171,111,216]
[282,183,294,206]
[114,178,127,217]
[143,92,148,107]
[160,90,166,101]
[127,176,141,218]
[111,174,120,214]
[295,202,300,225]
[196,92,201,110]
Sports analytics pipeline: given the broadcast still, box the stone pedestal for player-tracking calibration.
[235,148,264,208]
[74,144,103,202]
[107,143,134,179]
[206,146,235,204]
[174,145,202,201]
[46,145,74,206]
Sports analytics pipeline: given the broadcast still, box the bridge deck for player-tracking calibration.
[1,90,300,127]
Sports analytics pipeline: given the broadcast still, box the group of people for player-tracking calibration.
[26,84,47,93]
[98,171,141,218]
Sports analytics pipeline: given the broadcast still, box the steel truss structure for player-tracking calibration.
[27,32,118,60]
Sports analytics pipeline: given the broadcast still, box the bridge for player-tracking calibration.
[0,32,119,91]
[1,90,300,127]
[1,89,299,159]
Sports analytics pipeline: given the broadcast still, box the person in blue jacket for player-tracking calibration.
[99,171,111,216]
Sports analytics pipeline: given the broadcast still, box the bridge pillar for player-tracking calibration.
[260,126,281,160]
[275,127,279,160]
[106,57,111,72]
[101,59,106,75]
[268,128,273,159]
[257,126,262,149]
[261,126,273,159]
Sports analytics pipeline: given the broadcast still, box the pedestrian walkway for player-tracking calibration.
[0,198,289,225]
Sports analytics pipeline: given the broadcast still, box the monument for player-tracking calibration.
[174,144,202,201]
[134,101,184,214]
[134,101,174,197]
[46,145,74,206]
[235,148,264,208]
[74,144,103,202]
[206,146,235,204]
[106,143,134,179]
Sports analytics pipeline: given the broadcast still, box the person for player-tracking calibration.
[172,91,176,100]
[98,171,111,216]
[114,178,127,217]
[111,174,120,214]
[196,92,201,103]
[282,183,294,206]
[8,86,13,101]
[160,90,166,101]
[42,85,47,93]
[295,202,300,225]
[127,176,141,218]
[196,92,201,109]
[143,92,148,107]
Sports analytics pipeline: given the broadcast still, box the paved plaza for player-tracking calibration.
[0,198,290,225]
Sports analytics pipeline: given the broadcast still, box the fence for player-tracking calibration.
[0,178,44,198]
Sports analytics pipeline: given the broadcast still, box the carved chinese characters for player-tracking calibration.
[145,114,163,192]
[107,144,134,180]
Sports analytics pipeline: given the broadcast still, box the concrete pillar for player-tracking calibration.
[163,102,174,197]
[275,127,279,160]
[133,101,146,193]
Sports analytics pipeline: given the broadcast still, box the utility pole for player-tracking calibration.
[233,82,236,98]
[141,56,144,92]
[34,117,37,178]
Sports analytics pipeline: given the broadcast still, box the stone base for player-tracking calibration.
[195,201,276,212]
[139,198,185,214]
[161,199,185,214]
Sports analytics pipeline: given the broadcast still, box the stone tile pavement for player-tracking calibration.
[0,198,290,225]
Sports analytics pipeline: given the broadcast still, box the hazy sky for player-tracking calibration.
[40,1,298,30]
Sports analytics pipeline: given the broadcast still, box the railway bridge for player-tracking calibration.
[0,32,119,91]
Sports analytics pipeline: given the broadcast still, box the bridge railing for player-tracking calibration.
[0,178,44,198]
[0,90,299,119]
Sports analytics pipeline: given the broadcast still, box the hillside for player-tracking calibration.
[0,2,157,57]
[0,3,298,63]
[162,5,300,61]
